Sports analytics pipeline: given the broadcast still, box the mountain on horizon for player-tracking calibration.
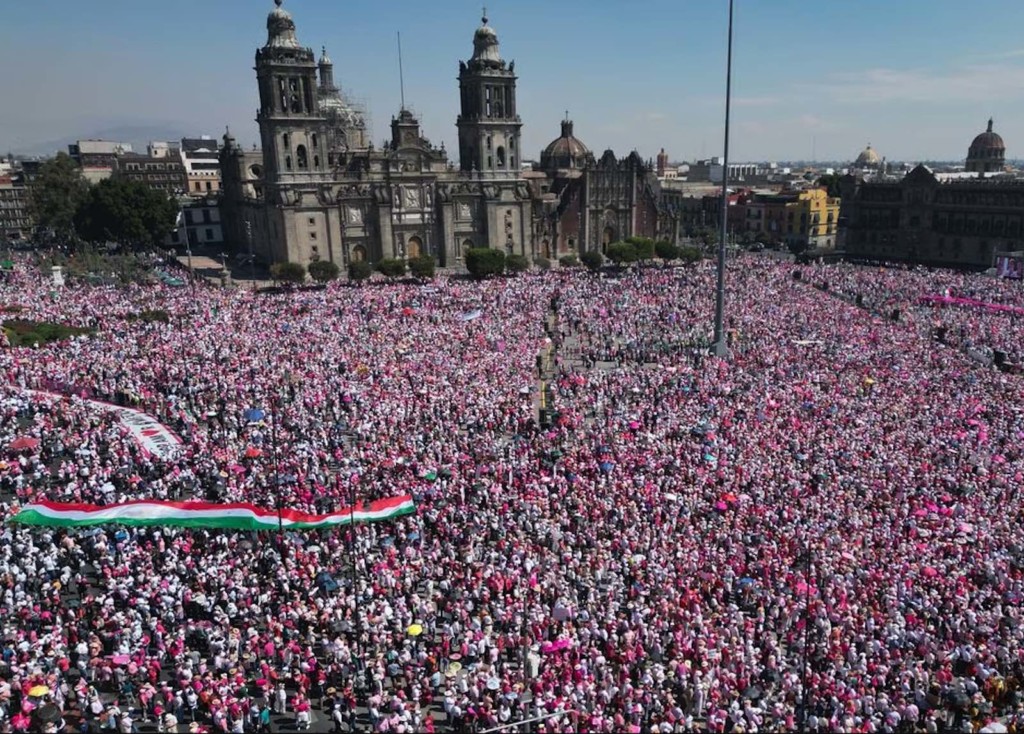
[9,123,194,158]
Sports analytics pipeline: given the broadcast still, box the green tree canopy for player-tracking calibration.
[817,173,842,198]
[558,254,580,268]
[307,259,340,283]
[408,254,436,280]
[655,241,680,261]
[347,260,372,282]
[679,245,702,265]
[270,261,306,284]
[28,152,89,241]
[465,248,506,279]
[376,258,407,279]
[74,178,178,248]
[606,241,638,265]
[506,254,529,274]
[626,237,655,262]
[579,250,603,272]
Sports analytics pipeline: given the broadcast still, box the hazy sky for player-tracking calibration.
[3,0,1024,162]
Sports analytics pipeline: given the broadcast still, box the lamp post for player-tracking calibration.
[711,0,735,358]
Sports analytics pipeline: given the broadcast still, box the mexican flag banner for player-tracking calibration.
[10,495,415,531]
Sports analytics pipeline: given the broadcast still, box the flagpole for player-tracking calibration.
[711,0,734,358]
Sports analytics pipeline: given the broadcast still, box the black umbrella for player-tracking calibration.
[36,704,61,723]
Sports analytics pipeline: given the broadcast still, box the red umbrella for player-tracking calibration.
[9,437,39,452]
[244,447,262,459]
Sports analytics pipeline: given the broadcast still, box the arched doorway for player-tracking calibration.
[541,239,551,259]
[602,226,616,252]
[407,236,422,259]
[351,245,367,262]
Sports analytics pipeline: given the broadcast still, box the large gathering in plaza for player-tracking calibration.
[0,251,1023,733]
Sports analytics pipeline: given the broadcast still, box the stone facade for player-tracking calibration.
[220,1,677,268]
[840,164,1024,269]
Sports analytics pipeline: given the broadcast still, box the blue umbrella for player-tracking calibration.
[244,408,266,422]
[739,577,756,587]
[599,461,614,474]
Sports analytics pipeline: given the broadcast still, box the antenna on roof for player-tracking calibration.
[397,31,406,111]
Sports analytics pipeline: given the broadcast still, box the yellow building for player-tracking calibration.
[797,188,841,249]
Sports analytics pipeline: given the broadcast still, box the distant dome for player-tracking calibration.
[966,119,1006,174]
[541,119,592,172]
[855,144,880,167]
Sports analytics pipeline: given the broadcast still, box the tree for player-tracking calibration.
[533,256,552,271]
[627,237,656,263]
[817,173,842,198]
[655,241,680,262]
[465,248,506,279]
[558,254,579,268]
[679,245,702,265]
[270,261,306,285]
[506,254,529,274]
[28,152,89,242]
[376,258,406,279]
[408,254,436,280]
[307,259,340,283]
[74,178,178,249]
[579,250,603,272]
[606,241,638,266]
[348,260,372,282]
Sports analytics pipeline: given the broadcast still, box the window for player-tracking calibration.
[487,156,492,168]
[205,228,214,241]
[314,155,320,169]
[497,146,506,167]
[283,133,291,150]
[309,232,317,240]
[297,145,308,170]
[487,136,492,151]
[185,211,194,225]
[311,134,318,149]
[194,182,201,192]
[203,210,211,224]
[205,182,212,192]
[285,155,292,171]
[308,217,316,225]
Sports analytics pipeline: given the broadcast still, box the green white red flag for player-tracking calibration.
[10,495,415,531]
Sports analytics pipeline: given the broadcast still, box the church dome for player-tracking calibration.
[966,119,1006,173]
[969,119,1005,155]
[266,0,300,49]
[541,119,591,172]
[855,144,880,167]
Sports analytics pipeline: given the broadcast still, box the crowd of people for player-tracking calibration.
[0,254,1021,733]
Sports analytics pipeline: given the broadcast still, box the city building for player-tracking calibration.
[220,1,677,267]
[839,119,1024,267]
[181,137,223,197]
[68,140,133,184]
[166,195,224,249]
[0,172,31,241]
[740,188,840,249]
[115,150,187,196]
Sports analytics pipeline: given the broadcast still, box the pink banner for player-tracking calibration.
[918,294,1024,317]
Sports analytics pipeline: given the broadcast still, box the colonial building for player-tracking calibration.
[220,0,675,268]
[0,172,31,242]
[181,137,223,197]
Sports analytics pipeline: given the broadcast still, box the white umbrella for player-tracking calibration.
[981,723,1008,733]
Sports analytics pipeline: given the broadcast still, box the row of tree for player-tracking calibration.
[29,153,179,248]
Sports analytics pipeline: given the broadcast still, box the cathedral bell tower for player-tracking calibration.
[456,11,522,178]
[255,0,328,183]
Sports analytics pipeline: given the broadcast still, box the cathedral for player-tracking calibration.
[219,0,669,268]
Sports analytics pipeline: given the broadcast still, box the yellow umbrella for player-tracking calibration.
[28,685,49,697]
[407,624,423,637]
[447,661,462,675]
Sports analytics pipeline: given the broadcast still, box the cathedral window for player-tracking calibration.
[311,134,318,149]
[487,156,493,169]
[487,135,492,151]
[314,155,320,169]
[497,147,506,167]
[285,156,292,171]
[283,134,290,150]
[297,145,308,170]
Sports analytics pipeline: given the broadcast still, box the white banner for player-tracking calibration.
[24,389,183,460]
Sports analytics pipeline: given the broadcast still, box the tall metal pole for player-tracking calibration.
[245,219,256,290]
[711,0,734,358]
[397,31,406,112]
[271,396,284,553]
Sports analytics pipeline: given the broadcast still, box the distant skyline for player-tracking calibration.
[3,0,1024,163]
